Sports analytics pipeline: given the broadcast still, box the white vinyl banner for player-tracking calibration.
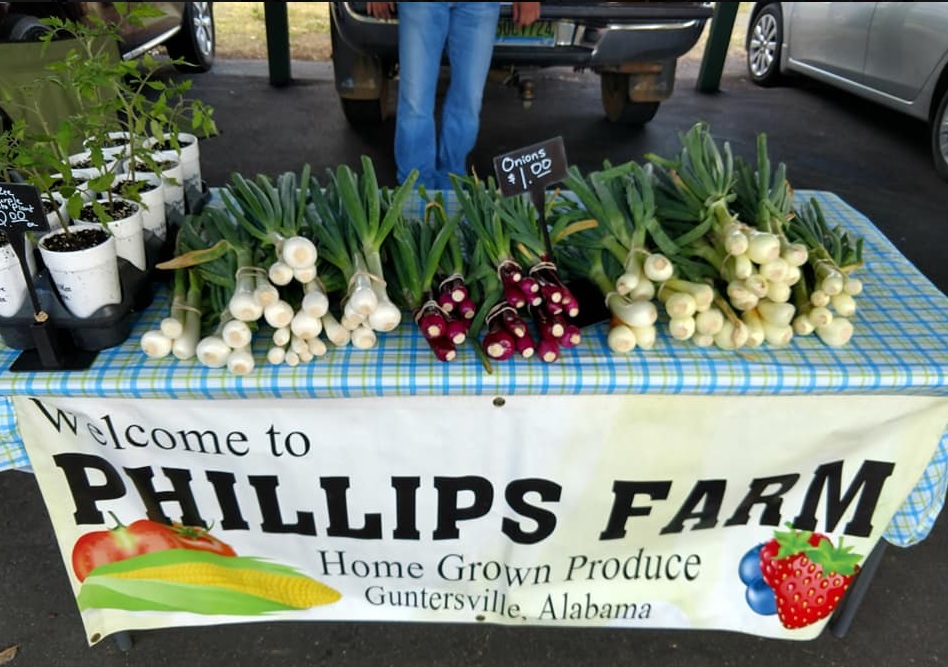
[13,393,948,645]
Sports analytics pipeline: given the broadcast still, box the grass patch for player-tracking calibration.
[215,2,331,61]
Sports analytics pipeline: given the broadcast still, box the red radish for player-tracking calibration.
[456,297,477,320]
[537,335,560,363]
[445,317,467,345]
[424,335,457,362]
[414,303,447,339]
[498,259,522,284]
[518,275,540,295]
[538,280,564,304]
[482,323,516,360]
[559,289,580,318]
[533,306,565,339]
[504,281,527,309]
[437,290,455,314]
[439,274,469,303]
[515,332,536,358]
[544,300,564,316]
[499,308,528,338]
[558,323,582,348]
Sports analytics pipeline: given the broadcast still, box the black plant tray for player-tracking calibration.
[189,179,212,216]
[151,179,210,280]
[0,236,162,353]
[0,180,208,355]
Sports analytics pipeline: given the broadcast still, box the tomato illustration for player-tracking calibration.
[72,513,180,582]
[72,514,240,581]
[169,523,237,557]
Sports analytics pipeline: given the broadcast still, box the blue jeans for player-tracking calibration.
[395,2,500,189]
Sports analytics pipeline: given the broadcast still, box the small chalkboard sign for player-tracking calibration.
[0,183,51,234]
[0,181,49,325]
[492,136,568,198]
[492,136,569,258]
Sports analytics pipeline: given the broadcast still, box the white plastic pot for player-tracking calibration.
[43,192,69,231]
[38,224,121,318]
[138,153,185,226]
[0,242,31,317]
[84,131,136,160]
[149,132,202,210]
[113,172,166,241]
[76,198,146,271]
[68,150,121,181]
[50,173,96,203]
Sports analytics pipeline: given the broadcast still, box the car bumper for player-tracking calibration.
[332,2,712,69]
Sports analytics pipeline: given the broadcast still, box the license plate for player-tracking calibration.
[495,20,556,46]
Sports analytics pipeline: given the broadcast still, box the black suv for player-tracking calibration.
[330,1,712,126]
[0,2,214,131]
[0,2,214,71]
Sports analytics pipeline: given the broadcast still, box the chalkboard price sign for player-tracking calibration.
[492,136,568,197]
[0,183,51,233]
[0,182,50,325]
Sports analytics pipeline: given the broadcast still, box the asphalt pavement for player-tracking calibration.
[1,51,947,667]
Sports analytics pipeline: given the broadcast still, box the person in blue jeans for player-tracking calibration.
[367,2,541,189]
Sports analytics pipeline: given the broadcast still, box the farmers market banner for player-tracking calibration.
[13,393,948,645]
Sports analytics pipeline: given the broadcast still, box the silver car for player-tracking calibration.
[745,2,948,180]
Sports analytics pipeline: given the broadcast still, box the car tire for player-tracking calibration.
[340,94,390,126]
[0,13,52,42]
[747,4,783,87]
[932,88,948,181]
[330,10,391,126]
[166,2,215,73]
[600,73,660,125]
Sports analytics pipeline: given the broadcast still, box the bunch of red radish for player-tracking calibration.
[481,257,581,363]
[412,274,478,362]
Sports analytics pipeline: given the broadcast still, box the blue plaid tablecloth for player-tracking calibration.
[0,191,945,546]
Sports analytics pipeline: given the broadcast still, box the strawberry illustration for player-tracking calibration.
[758,524,863,629]
[759,527,828,588]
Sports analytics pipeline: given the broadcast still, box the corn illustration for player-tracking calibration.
[108,561,340,608]
[77,549,341,616]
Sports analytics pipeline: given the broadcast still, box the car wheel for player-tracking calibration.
[747,4,783,87]
[933,88,948,180]
[166,2,215,73]
[600,73,660,125]
[0,13,52,42]
[340,93,391,126]
[330,10,391,126]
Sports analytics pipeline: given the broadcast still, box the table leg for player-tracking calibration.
[112,631,133,652]
[829,539,888,638]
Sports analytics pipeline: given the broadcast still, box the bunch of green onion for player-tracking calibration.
[304,157,418,351]
[555,161,676,353]
[646,124,810,349]
[784,197,863,347]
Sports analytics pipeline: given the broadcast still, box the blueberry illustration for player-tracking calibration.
[738,543,764,585]
[746,577,777,615]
